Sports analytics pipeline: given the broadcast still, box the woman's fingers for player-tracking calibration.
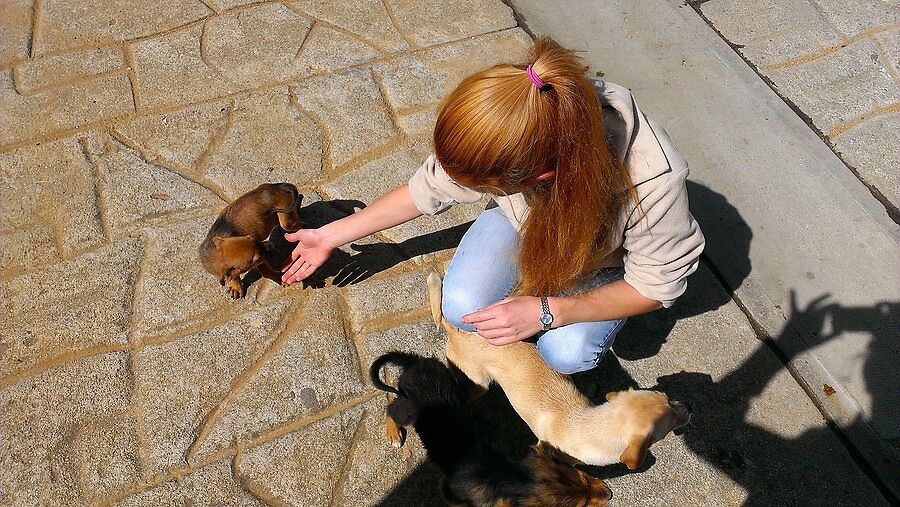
[476,327,512,339]
[461,307,498,324]
[282,258,305,283]
[472,319,505,331]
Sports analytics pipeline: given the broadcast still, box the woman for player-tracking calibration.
[281,37,704,374]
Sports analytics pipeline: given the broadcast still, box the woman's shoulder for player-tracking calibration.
[592,79,688,188]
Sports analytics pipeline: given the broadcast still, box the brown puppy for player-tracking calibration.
[427,272,692,469]
[199,183,302,298]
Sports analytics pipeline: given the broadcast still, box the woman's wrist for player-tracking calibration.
[316,220,348,250]
[546,296,571,328]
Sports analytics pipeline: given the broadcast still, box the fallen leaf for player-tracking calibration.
[823,384,836,396]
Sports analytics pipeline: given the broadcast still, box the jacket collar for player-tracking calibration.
[596,81,673,186]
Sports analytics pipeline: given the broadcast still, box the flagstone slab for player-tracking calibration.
[0,70,133,148]
[0,136,105,263]
[0,226,59,275]
[388,0,516,47]
[290,0,410,53]
[322,140,431,205]
[0,0,32,68]
[194,288,367,461]
[294,25,381,75]
[91,133,222,239]
[129,214,269,339]
[342,268,430,333]
[292,69,397,169]
[37,0,211,56]
[14,47,125,94]
[0,352,134,507]
[67,413,142,503]
[131,24,234,111]
[331,397,438,506]
[832,113,900,206]
[765,39,897,133]
[204,88,324,199]
[371,28,531,111]
[111,98,230,171]
[0,239,141,379]
[134,302,290,475]
[238,403,365,506]
[204,3,312,87]
[116,461,263,507]
[701,0,845,65]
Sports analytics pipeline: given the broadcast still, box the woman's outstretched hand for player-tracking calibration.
[460,296,548,346]
[281,228,334,285]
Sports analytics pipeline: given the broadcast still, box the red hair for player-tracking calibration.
[434,37,636,295]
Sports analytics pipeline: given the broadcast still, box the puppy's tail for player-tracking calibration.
[426,271,443,329]
[369,351,420,395]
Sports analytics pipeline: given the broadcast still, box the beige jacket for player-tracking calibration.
[408,81,704,307]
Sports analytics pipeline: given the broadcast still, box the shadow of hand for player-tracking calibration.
[331,243,408,287]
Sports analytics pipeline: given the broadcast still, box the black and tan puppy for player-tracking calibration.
[370,352,612,507]
[199,183,302,298]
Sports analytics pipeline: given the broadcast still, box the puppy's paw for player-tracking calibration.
[226,279,245,299]
[386,417,407,448]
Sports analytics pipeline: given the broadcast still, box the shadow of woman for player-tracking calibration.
[611,180,753,361]
[650,293,898,505]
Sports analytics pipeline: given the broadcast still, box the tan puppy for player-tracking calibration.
[427,272,691,469]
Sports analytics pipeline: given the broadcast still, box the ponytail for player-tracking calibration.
[434,37,636,296]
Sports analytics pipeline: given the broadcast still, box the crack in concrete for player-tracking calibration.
[381,0,418,49]
[186,300,306,462]
[93,391,379,506]
[1,26,527,153]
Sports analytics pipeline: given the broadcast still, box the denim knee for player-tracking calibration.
[441,280,489,332]
[537,320,624,374]
[538,335,596,374]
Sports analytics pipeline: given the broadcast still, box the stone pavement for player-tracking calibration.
[696,0,899,216]
[0,1,892,506]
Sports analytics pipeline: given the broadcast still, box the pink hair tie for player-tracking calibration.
[526,65,546,90]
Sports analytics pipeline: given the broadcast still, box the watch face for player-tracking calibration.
[540,313,553,325]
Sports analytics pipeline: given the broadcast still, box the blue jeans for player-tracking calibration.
[442,206,626,374]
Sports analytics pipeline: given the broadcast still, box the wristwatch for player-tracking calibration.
[539,296,554,331]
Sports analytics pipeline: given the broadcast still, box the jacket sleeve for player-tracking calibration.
[622,163,705,308]
[407,154,485,215]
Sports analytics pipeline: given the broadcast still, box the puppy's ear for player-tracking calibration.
[605,391,621,402]
[620,435,650,470]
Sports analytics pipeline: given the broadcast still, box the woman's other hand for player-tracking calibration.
[460,296,547,346]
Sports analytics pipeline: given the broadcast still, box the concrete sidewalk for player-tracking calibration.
[0,0,895,505]
[508,0,899,499]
